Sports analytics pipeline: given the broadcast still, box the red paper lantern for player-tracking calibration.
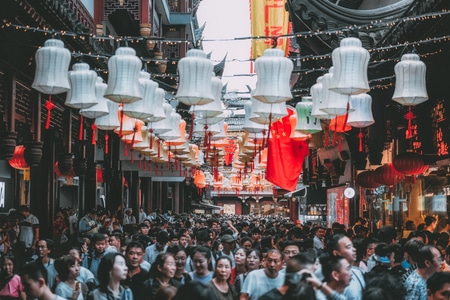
[374,163,405,186]
[55,161,75,177]
[393,151,428,175]
[8,146,29,170]
[356,170,379,189]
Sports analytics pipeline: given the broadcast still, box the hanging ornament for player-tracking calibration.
[252,48,293,104]
[310,76,330,120]
[80,77,109,119]
[295,96,322,134]
[347,93,374,152]
[330,37,370,95]
[374,163,405,186]
[191,73,223,119]
[122,71,157,120]
[158,108,183,141]
[175,49,214,106]
[393,151,428,175]
[32,39,71,129]
[8,146,30,170]
[356,170,379,189]
[242,101,266,134]
[104,47,142,104]
[65,63,97,109]
[320,67,353,116]
[250,97,287,125]
[392,53,428,106]
[95,100,120,131]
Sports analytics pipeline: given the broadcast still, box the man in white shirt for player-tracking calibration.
[138,207,147,224]
[144,230,168,264]
[240,249,284,300]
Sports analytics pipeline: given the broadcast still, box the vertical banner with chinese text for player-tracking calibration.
[250,0,290,59]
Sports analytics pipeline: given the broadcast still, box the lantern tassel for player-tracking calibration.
[405,107,415,139]
[118,108,124,137]
[91,123,97,145]
[149,129,153,149]
[44,95,55,129]
[358,128,364,152]
[105,132,109,154]
[79,115,84,141]
[123,143,128,157]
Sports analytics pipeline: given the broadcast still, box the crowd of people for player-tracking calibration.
[0,204,450,300]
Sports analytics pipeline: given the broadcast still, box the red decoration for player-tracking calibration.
[44,95,55,129]
[79,115,84,141]
[8,146,29,170]
[404,107,416,139]
[393,151,428,175]
[54,161,74,177]
[91,123,97,145]
[104,132,109,154]
[374,163,405,186]
[356,170,379,189]
[266,107,309,191]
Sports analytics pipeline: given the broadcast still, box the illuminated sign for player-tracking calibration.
[0,182,4,208]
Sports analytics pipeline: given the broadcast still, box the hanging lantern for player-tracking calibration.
[80,77,109,119]
[0,131,18,160]
[311,76,330,120]
[8,146,30,170]
[374,163,405,186]
[121,120,144,144]
[252,48,293,103]
[95,100,120,130]
[57,154,74,175]
[104,47,142,104]
[158,109,182,141]
[147,88,166,123]
[392,53,428,106]
[356,170,379,189]
[329,115,352,133]
[191,74,223,119]
[65,63,97,109]
[133,126,151,151]
[242,101,266,133]
[330,37,370,95]
[166,119,187,146]
[23,141,43,167]
[393,151,429,175]
[250,97,287,125]
[175,49,214,106]
[32,39,71,95]
[114,110,139,136]
[122,71,157,120]
[320,67,353,116]
[149,102,172,135]
[295,96,322,134]
[347,94,374,128]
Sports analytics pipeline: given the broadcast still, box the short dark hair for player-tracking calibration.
[125,241,145,253]
[425,216,437,227]
[404,239,424,262]
[20,261,48,284]
[417,245,437,268]
[427,272,450,294]
[325,234,347,255]
[320,255,346,283]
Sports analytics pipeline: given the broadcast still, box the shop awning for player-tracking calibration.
[191,202,223,210]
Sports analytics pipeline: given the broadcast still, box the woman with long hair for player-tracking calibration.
[0,255,26,300]
[143,252,181,299]
[207,256,238,300]
[89,252,133,300]
[234,248,262,294]
[167,244,191,285]
[230,247,246,284]
[54,255,88,300]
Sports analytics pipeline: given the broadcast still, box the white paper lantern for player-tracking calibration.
[149,102,172,135]
[65,63,97,109]
[330,37,370,95]
[121,120,144,144]
[195,112,226,126]
[242,101,266,133]
[250,97,287,125]
[175,49,214,106]
[104,47,142,104]
[95,100,120,130]
[311,76,330,120]
[147,88,166,123]
[295,96,322,134]
[80,77,109,119]
[166,119,187,146]
[122,71,157,120]
[193,121,221,137]
[392,53,428,106]
[32,39,71,95]
[191,74,223,118]
[114,113,142,136]
[252,48,293,103]
[158,109,182,140]
[347,93,374,128]
[320,67,353,116]
[133,126,151,151]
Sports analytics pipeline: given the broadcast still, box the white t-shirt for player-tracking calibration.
[19,214,39,248]
[240,269,284,300]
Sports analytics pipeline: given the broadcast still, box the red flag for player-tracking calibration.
[265,108,309,191]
